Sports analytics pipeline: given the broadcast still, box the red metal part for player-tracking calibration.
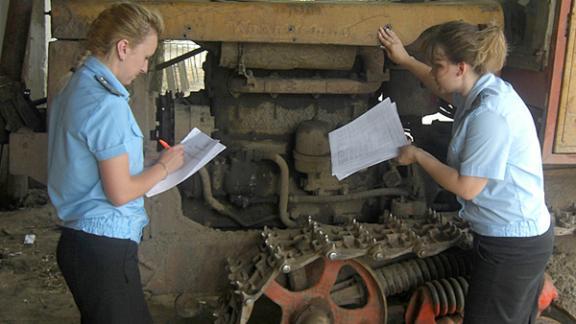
[405,273,558,324]
[405,286,436,324]
[262,257,386,324]
[538,273,558,315]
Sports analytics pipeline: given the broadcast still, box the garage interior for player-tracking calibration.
[1,0,576,323]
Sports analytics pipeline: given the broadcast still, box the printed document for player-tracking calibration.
[329,98,408,180]
[146,128,226,197]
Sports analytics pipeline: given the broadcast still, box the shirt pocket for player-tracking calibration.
[127,122,144,175]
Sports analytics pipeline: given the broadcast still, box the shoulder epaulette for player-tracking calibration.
[94,75,122,96]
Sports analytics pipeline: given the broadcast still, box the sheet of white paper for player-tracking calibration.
[329,98,408,180]
[146,128,226,197]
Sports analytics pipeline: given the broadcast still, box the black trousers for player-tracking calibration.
[56,228,152,324]
[464,224,554,324]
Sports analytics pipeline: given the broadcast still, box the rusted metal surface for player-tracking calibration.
[405,277,469,323]
[51,1,503,46]
[229,76,384,95]
[8,132,47,184]
[220,43,357,71]
[263,258,386,324]
[216,216,470,323]
[228,46,385,94]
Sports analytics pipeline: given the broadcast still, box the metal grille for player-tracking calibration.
[161,40,206,94]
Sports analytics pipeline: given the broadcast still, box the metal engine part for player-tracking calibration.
[213,212,471,323]
[293,119,341,194]
[404,277,470,323]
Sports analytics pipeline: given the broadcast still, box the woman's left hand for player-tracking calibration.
[396,144,420,165]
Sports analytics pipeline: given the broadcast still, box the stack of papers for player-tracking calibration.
[329,98,408,180]
[146,128,226,197]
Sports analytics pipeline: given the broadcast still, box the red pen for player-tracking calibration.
[158,139,171,149]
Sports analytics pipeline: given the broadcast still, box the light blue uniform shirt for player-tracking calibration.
[448,73,550,237]
[48,56,148,243]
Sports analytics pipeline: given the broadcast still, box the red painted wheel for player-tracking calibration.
[260,257,387,324]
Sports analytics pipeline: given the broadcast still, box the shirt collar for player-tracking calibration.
[452,73,494,125]
[462,73,494,112]
[83,56,130,99]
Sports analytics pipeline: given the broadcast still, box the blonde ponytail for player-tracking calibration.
[422,21,508,75]
[475,24,507,74]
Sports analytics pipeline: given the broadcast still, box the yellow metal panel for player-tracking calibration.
[554,1,576,153]
[52,1,503,46]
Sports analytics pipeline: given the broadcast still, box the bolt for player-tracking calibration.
[328,252,338,260]
[244,298,254,305]
[375,252,384,260]
[282,264,291,273]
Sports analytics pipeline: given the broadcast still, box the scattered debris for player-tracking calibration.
[555,204,576,236]
[24,234,36,245]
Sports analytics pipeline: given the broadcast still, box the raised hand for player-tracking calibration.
[378,26,412,66]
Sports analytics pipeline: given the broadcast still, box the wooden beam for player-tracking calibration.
[52,1,503,46]
[0,0,32,81]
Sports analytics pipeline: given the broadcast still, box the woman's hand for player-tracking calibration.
[396,144,420,165]
[378,26,412,66]
[158,144,185,174]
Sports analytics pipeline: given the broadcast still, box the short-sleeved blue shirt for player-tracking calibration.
[47,56,148,243]
[448,73,550,237]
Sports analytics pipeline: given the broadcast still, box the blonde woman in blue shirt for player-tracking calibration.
[47,3,184,322]
[378,21,553,323]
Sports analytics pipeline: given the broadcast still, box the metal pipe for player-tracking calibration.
[263,153,294,228]
[289,188,409,203]
[199,167,248,227]
[262,153,296,228]
[154,47,206,71]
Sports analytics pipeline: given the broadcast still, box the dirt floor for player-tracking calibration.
[0,190,192,323]
[0,190,575,323]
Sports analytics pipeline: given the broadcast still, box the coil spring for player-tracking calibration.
[424,276,469,317]
[377,252,470,296]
